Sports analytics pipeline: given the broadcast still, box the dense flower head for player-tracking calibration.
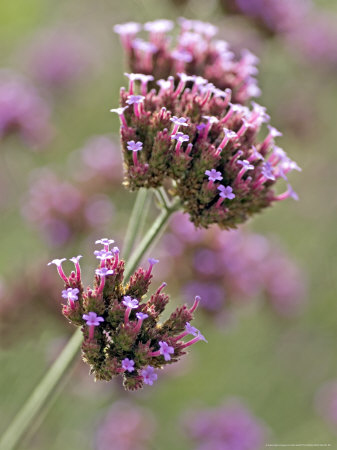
[117,70,299,229]
[114,18,260,104]
[0,71,52,148]
[48,238,205,390]
[22,169,115,247]
[183,399,268,450]
[161,213,306,318]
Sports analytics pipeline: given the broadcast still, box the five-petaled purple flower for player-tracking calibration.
[218,185,235,200]
[122,358,135,372]
[62,287,79,310]
[123,296,139,324]
[170,116,189,135]
[83,311,104,326]
[83,311,104,340]
[237,160,254,171]
[141,366,158,385]
[261,161,275,181]
[171,132,190,143]
[122,296,139,309]
[95,267,114,277]
[127,140,143,166]
[159,341,175,361]
[136,312,149,320]
[171,132,190,154]
[94,250,113,260]
[126,94,144,105]
[205,169,223,187]
[127,140,143,152]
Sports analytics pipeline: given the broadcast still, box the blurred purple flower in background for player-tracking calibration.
[95,401,156,450]
[160,212,307,319]
[221,0,311,34]
[21,169,114,247]
[27,29,93,89]
[183,399,268,450]
[69,135,123,186]
[0,71,52,148]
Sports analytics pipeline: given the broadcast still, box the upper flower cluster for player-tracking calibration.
[114,18,260,104]
[48,239,205,390]
[114,72,300,229]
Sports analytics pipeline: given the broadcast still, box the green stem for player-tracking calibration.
[0,193,180,450]
[122,188,149,260]
[124,196,180,278]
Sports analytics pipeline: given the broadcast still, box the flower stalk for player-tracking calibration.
[0,189,180,450]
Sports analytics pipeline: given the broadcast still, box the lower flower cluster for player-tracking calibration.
[48,238,206,390]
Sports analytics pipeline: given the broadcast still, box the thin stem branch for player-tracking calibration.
[124,196,180,279]
[122,188,149,260]
[0,192,180,450]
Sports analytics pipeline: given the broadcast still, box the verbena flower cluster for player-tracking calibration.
[48,239,206,390]
[184,399,268,450]
[114,70,300,229]
[162,213,306,318]
[114,18,260,104]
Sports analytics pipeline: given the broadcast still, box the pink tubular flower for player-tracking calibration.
[83,312,104,340]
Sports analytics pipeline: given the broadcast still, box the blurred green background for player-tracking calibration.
[1,0,337,448]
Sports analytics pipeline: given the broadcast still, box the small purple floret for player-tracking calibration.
[95,267,114,277]
[126,95,145,105]
[95,238,115,246]
[141,366,158,385]
[205,169,223,182]
[171,132,190,143]
[122,358,135,372]
[159,341,175,361]
[122,296,139,309]
[218,185,235,200]
[62,287,79,301]
[148,258,159,266]
[127,140,143,152]
[136,312,149,320]
[237,160,254,171]
[83,312,104,326]
[170,116,188,126]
